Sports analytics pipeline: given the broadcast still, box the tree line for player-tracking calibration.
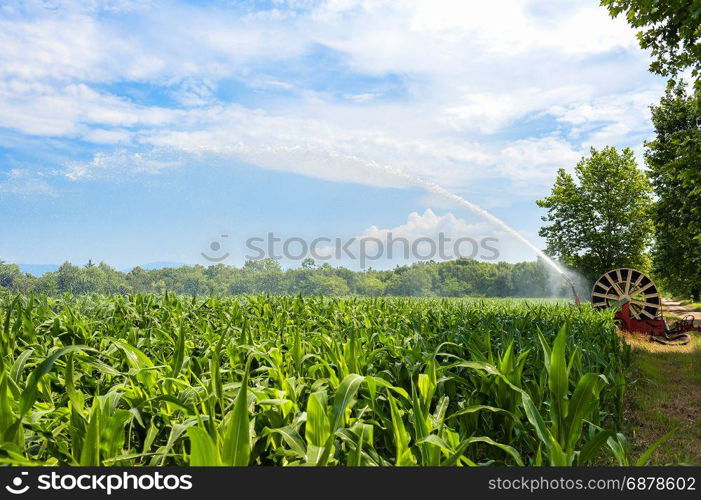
[0,258,573,298]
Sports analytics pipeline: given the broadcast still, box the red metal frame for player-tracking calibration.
[615,302,700,336]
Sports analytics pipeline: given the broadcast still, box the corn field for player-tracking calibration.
[0,294,630,466]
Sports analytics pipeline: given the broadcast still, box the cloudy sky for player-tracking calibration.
[0,0,665,270]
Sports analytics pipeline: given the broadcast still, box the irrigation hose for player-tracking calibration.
[652,315,699,345]
[650,332,691,346]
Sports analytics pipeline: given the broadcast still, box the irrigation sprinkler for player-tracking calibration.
[591,268,700,345]
[561,273,581,306]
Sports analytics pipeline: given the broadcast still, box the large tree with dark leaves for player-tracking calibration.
[601,0,701,84]
[537,147,654,282]
[646,82,701,300]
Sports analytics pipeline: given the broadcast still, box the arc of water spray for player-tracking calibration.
[319,150,565,275]
[188,143,577,296]
[346,154,582,304]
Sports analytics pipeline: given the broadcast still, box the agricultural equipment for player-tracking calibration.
[561,273,582,306]
[591,268,700,345]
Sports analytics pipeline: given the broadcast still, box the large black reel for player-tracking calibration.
[591,268,661,320]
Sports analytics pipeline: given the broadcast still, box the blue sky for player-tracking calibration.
[0,0,666,270]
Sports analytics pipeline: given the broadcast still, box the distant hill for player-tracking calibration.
[18,264,59,276]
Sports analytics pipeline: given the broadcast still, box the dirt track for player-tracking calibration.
[662,299,701,321]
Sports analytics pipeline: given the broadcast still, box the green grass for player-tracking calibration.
[623,333,701,465]
[0,294,628,466]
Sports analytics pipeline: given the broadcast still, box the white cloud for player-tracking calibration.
[0,81,177,137]
[496,136,583,188]
[313,0,637,76]
[440,86,591,134]
[343,93,380,103]
[82,128,133,145]
[0,1,307,84]
[361,208,493,246]
[549,89,660,149]
[0,168,55,196]
[0,0,665,202]
[64,150,183,181]
[550,90,658,126]
[310,208,531,267]
[171,79,218,107]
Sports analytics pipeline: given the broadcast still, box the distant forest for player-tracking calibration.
[0,258,574,297]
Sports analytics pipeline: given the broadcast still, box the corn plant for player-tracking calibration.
[0,294,627,466]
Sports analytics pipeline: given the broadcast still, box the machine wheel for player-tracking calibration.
[591,268,661,320]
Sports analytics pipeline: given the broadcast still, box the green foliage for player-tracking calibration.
[386,263,436,296]
[601,0,701,84]
[0,293,628,466]
[645,82,701,300]
[537,146,654,282]
[0,262,35,294]
[0,258,575,298]
[519,327,611,465]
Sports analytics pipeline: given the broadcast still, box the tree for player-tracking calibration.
[238,258,286,294]
[510,261,550,297]
[355,273,386,296]
[244,258,282,273]
[0,261,24,291]
[179,265,211,295]
[645,82,701,299]
[601,0,701,84]
[305,274,350,296]
[536,147,654,282]
[386,263,436,296]
[56,262,88,294]
[126,266,150,291]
